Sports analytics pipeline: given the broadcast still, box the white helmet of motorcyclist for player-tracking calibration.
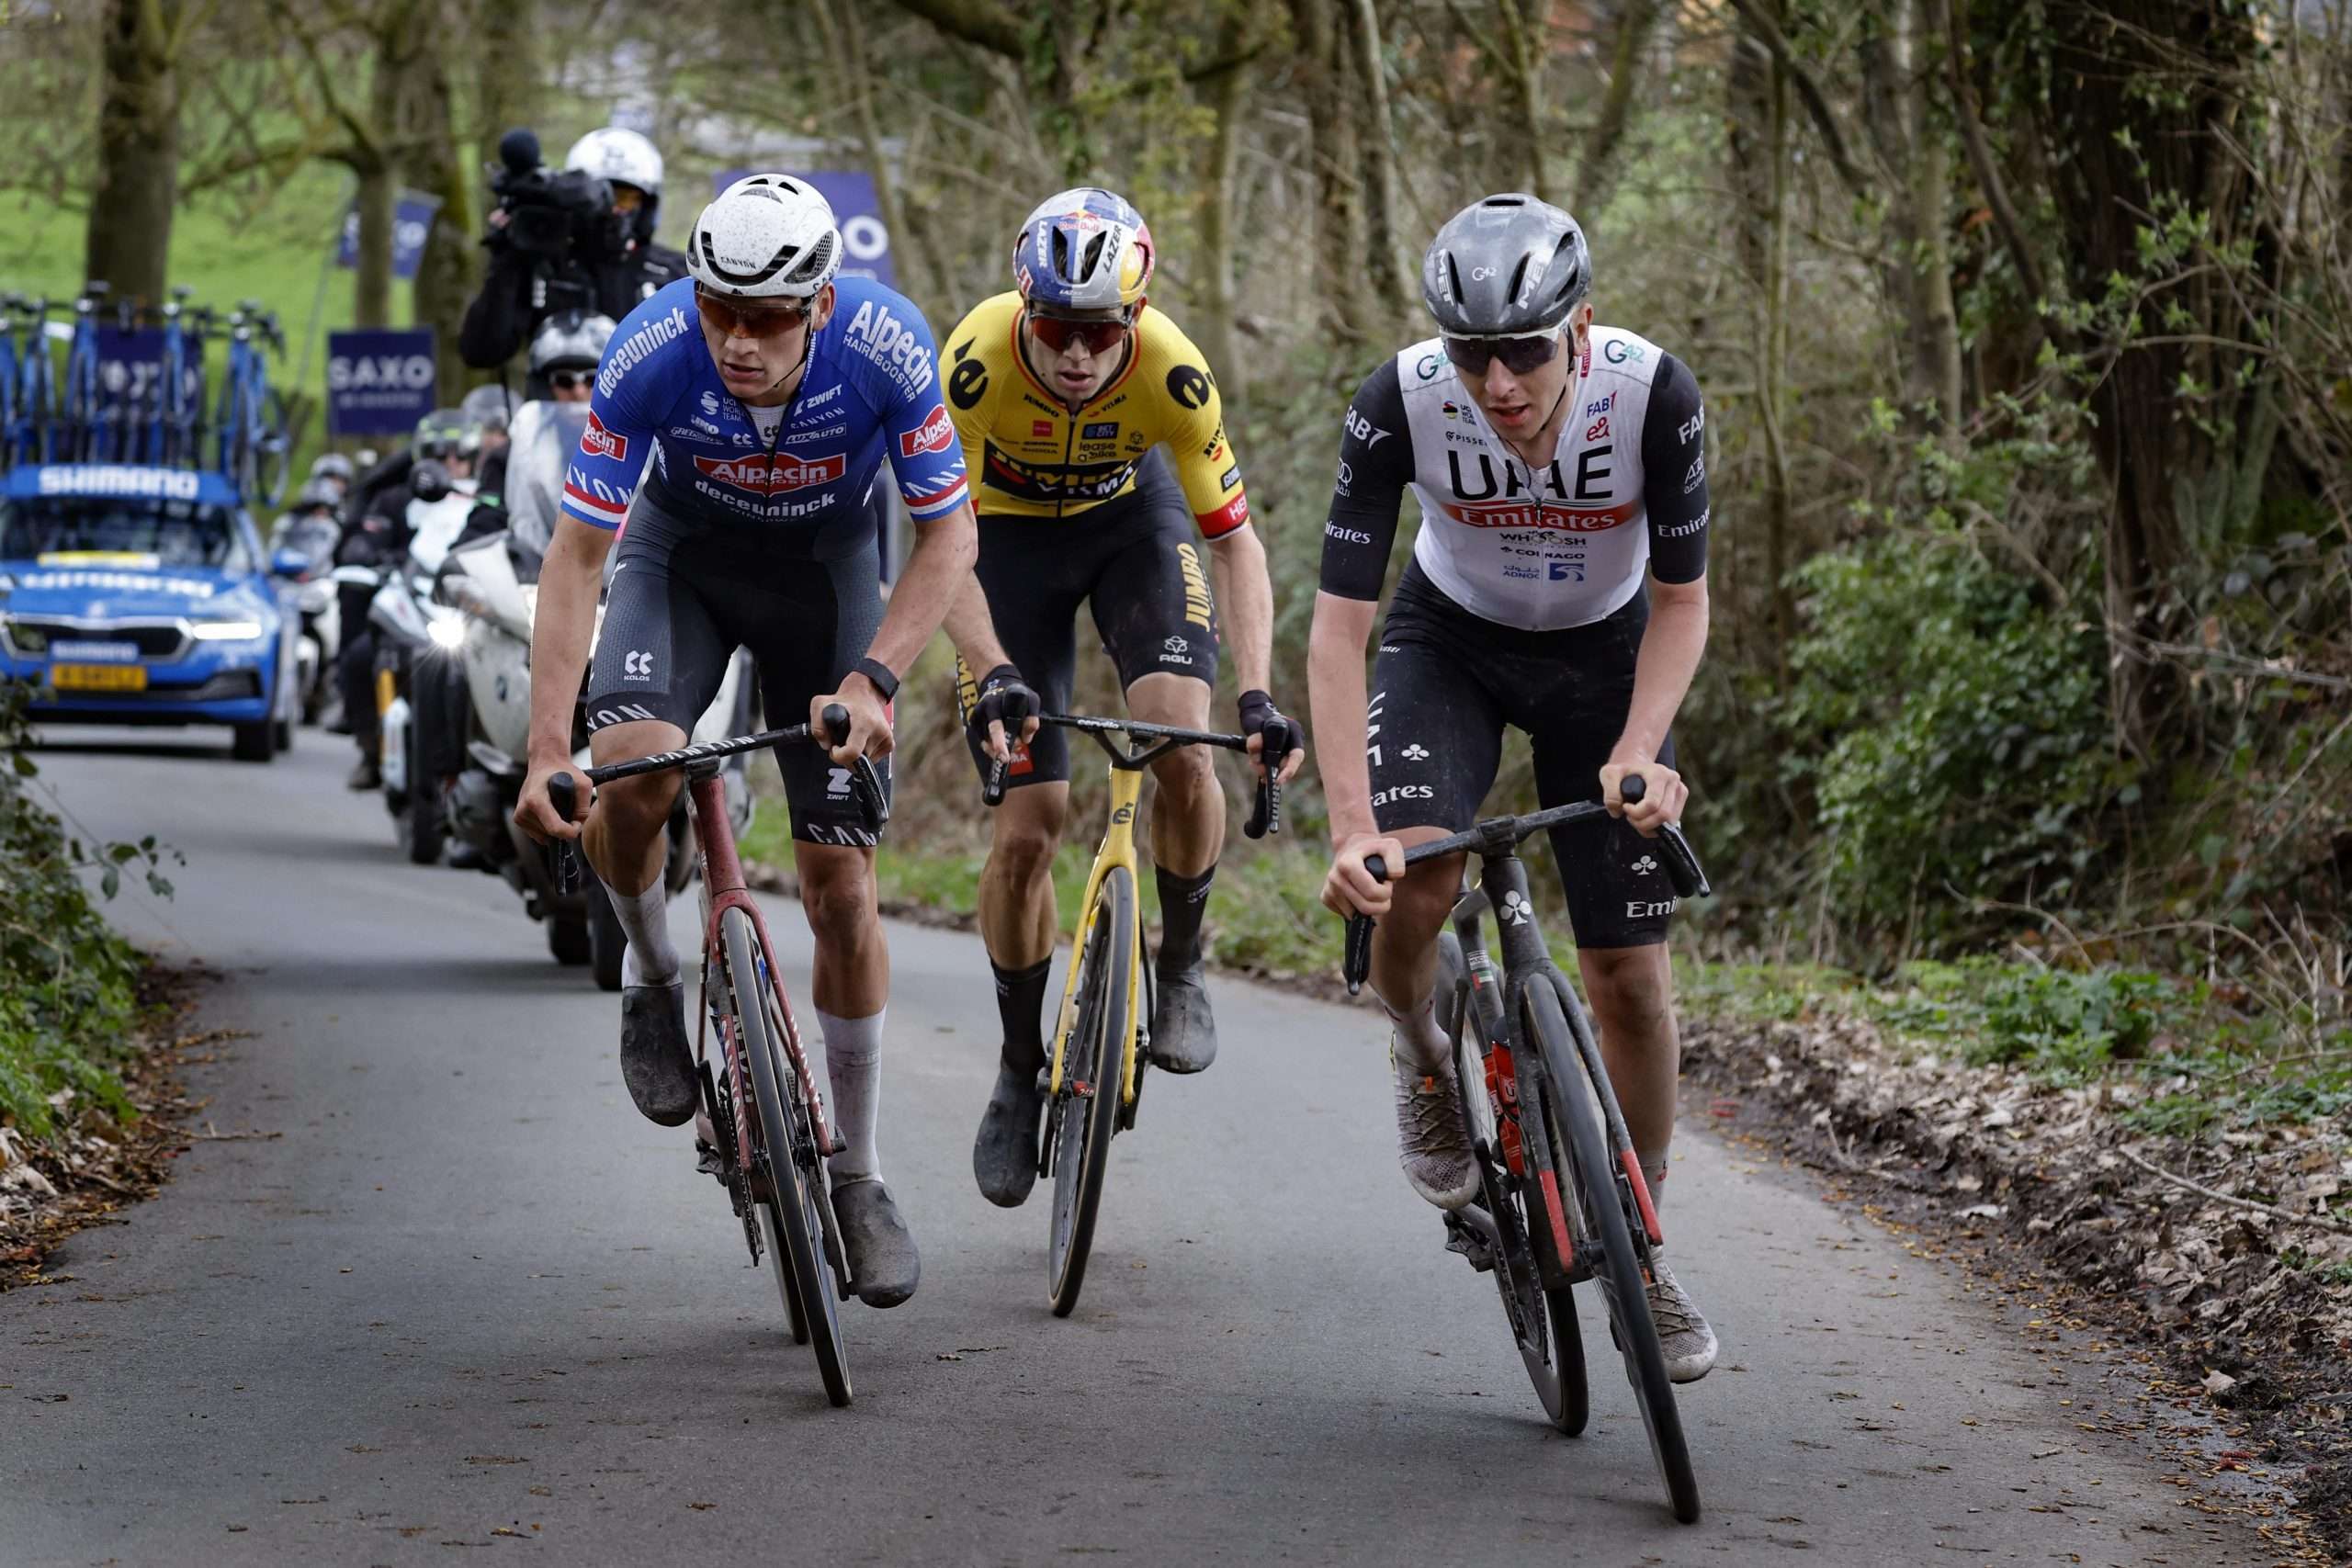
[563,128,663,197]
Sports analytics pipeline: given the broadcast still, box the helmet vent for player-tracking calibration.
[1080,232,1109,279]
[1507,254,1532,300]
[1444,253,1464,304]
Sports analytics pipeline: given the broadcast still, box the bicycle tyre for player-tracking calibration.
[1046,864,1135,1317]
[1524,979,1698,1522]
[1440,934,1586,1436]
[725,908,851,1405]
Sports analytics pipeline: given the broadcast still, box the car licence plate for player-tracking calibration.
[51,663,149,692]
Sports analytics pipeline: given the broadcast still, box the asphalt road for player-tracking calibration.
[1,727,2277,1566]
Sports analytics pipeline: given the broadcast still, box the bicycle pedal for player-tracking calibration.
[1443,1213,1498,1274]
[694,1139,723,1179]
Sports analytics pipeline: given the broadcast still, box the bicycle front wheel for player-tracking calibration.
[725,908,852,1405]
[1524,978,1698,1522]
[1442,933,1585,1436]
[1046,864,1136,1317]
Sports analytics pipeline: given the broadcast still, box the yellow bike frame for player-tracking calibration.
[1045,764,1147,1111]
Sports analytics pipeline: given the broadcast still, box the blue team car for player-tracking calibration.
[0,464,303,761]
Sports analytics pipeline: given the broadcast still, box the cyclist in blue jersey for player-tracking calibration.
[513,175,1026,1309]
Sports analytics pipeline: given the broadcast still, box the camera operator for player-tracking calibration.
[458,126,686,378]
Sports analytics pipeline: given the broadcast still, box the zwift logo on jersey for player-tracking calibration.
[580,410,628,462]
[899,405,955,459]
[842,299,937,399]
[597,305,693,398]
[692,451,845,495]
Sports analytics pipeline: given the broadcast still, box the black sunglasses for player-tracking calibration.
[1442,330,1565,377]
[548,369,592,389]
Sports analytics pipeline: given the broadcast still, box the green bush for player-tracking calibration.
[0,686,172,1136]
[1781,522,2120,947]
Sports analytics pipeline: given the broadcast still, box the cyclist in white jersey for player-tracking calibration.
[1307,194,1718,1382]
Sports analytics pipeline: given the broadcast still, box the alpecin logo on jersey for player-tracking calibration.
[693,451,846,495]
[899,405,955,458]
[580,410,628,462]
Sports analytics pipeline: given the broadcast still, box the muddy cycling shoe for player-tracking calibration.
[345,753,381,791]
[972,1060,1046,1208]
[1148,961,1218,1074]
[619,982,698,1126]
[832,1176,920,1308]
[1393,1045,1479,1210]
[1645,1259,1719,1383]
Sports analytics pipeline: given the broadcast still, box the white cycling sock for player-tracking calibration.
[1383,991,1450,1074]
[604,879,681,989]
[815,1008,884,1185]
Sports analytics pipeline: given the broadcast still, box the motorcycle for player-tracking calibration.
[372,462,473,865]
[268,511,342,726]
[434,400,754,988]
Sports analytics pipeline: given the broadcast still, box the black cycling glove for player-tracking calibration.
[1238,689,1303,775]
[966,663,1039,760]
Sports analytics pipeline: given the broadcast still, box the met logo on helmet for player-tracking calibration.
[580,411,628,462]
[692,451,845,494]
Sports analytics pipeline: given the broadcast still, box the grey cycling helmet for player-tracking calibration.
[308,452,356,484]
[293,477,342,510]
[529,310,616,374]
[1420,194,1592,336]
[459,382,512,434]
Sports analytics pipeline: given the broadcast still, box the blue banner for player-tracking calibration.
[326,329,436,436]
[335,194,444,281]
[712,169,894,287]
[93,326,173,408]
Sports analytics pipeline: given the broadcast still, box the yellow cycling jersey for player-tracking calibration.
[941,292,1252,536]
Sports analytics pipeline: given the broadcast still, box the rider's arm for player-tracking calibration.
[514,514,616,840]
[1308,358,1418,849]
[1604,355,1712,833]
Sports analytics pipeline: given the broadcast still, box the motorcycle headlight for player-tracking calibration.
[190,618,266,641]
[297,583,332,614]
[427,616,467,650]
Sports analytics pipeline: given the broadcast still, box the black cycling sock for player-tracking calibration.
[992,957,1053,1076]
[1155,863,1216,973]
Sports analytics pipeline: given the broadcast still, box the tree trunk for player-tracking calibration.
[1194,55,1248,398]
[1348,0,1408,327]
[816,0,935,306]
[1859,0,1962,429]
[1730,10,1794,675]
[1286,0,1363,346]
[1578,0,1660,212]
[352,159,396,329]
[400,33,477,399]
[471,0,538,205]
[85,0,184,301]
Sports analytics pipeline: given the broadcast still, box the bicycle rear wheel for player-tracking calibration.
[1524,979,1698,1522]
[724,908,851,1405]
[1441,934,1586,1435]
[1046,865,1135,1316]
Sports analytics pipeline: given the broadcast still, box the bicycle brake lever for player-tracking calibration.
[851,755,889,834]
[1342,912,1376,995]
[981,755,1007,808]
[1656,821,1711,900]
[1245,774,1279,840]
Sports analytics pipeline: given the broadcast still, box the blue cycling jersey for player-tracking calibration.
[560,276,968,542]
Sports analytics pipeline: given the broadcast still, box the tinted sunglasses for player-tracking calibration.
[547,369,592,390]
[695,290,811,340]
[1026,308,1132,355]
[1442,329,1565,377]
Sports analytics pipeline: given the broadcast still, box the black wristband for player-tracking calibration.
[851,656,899,702]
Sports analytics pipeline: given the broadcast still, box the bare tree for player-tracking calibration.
[85,0,219,299]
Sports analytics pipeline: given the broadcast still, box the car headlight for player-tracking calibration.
[427,616,467,650]
[2,616,45,654]
[190,619,266,641]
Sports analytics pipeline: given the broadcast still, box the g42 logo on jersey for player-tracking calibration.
[580,410,628,462]
[692,451,845,495]
[899,405,955,458]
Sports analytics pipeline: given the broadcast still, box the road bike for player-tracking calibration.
[548,707,884,1406]
[8,295,58,467]
[977,710,1278,1315]
[1340,777,1710,1523]
[215,301,291,506]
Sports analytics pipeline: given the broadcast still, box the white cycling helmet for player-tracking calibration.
[563,128,663,196]
[529,310,617,373]
[686,175,841,299]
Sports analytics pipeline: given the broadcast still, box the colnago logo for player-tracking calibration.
[899,405,955,458]
[596,305,693,398]
[691,451,846,495]
[580,410,628,462]
[36,466,203,501]
[842,299,936,399]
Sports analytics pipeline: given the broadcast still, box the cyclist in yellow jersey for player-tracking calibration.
[943,187,1306,1209]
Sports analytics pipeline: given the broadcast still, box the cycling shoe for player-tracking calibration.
[1148,961,1218,1074]
[972,1059,1046,1208]
[619,983,697,1126]
[832,1176,920,1308]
